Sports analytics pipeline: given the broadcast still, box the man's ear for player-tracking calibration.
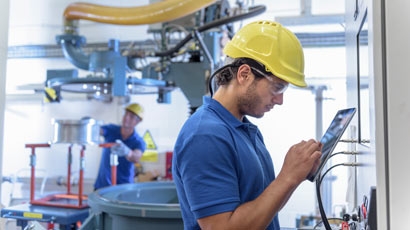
[236,64,252,84]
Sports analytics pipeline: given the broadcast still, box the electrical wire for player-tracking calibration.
[316,152,352,230]
[316,161,360,230]
[316,174,333,230]
[319,151,359,186]
[152,5,266,58]
[320,150,359,185]
[319,163,346,189]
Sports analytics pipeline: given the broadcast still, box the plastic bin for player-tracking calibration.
[81,181,182,230]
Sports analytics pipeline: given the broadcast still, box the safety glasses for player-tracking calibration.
[250,66,289,95]
[208,61,290,96]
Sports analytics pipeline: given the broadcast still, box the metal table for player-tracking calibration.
[1,203,90,230]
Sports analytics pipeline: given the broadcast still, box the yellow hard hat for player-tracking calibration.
[223,20,306,87]
[126,103,144,120]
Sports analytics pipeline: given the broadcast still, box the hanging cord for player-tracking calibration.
[319,150,359,185]
[316,161,360,229]
[208,63,237,96]
[316,173,333,230]
[319,162,359,185]
[208,66,226,97]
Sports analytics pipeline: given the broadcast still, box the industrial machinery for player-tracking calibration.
[45,0,266,113]
[0,118,103,229]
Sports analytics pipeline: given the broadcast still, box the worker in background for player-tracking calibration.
[94,103,146,190]
[172,20,322,230]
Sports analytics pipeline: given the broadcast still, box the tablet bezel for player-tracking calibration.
[307,107,357,182]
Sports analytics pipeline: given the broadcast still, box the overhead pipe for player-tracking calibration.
[63,0,217,29]
[52,1,267,102]
[57,34,89,70]
[58,0,217,70]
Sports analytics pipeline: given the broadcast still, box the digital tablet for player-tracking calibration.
[307,107,357,182]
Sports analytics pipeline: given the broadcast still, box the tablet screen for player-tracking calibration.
[307,107,357,182]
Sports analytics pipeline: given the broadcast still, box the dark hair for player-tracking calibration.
[208,57,271,96]
[217,58,269,84]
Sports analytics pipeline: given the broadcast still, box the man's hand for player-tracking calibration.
[278,139,322,185]
[111,139,131,157]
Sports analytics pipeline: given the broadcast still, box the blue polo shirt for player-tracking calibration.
[173,96,280,229]
[94,124,146,190]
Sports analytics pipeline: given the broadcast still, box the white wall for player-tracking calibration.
[0,0,10,211]
[377,0,410,228]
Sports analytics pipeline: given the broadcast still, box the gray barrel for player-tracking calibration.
[52,118,103,145]
[82,182,183,230]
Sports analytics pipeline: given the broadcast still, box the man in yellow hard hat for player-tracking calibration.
[94,103,146,190]
[173,20,322,229]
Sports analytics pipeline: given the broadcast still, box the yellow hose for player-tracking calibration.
[64,0,217,25]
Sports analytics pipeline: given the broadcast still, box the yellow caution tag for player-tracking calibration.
[140,150,158,162]
[143,130,157,150]
[44,87,60,103]
[23,212,43,219]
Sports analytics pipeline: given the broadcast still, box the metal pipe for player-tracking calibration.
[193,29,214,73]
[67,145,72,194]
[79,145,86,206]
[24,143,51,203]
[63,0,217,26]
[58,0,218,70]
[58,36,89,70]
[110,153,118,186]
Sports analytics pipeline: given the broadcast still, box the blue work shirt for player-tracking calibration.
[94,124,146,190]
[173,96,280,230]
